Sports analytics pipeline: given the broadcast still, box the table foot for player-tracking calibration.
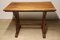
[15,25,21,38]
[43,34,46,38]
[15,33,18,38]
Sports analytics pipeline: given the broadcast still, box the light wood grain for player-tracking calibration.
[3,2,56,12]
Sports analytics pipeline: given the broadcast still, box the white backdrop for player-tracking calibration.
[0,0,60,19]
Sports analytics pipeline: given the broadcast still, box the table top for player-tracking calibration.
[3,2,56,12]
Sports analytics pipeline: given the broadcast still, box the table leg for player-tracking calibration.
[13,11,21,38]
[41,12,47,38]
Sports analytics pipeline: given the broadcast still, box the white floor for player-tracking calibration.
[0,19,60,40]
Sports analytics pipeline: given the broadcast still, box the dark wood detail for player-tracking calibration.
[13,11,21,38]
[41,12,47,38]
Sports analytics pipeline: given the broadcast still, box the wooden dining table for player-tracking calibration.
[3,2,56,38]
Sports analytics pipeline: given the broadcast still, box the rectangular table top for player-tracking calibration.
[3,2,56,12]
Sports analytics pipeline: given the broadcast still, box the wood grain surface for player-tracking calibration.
[4,2,56,12]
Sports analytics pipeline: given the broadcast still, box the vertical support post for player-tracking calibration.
[41,11,47,38]
[13,11,21,38]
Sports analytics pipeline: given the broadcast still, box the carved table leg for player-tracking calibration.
[13,11,21,38]
[41,12,47,38]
